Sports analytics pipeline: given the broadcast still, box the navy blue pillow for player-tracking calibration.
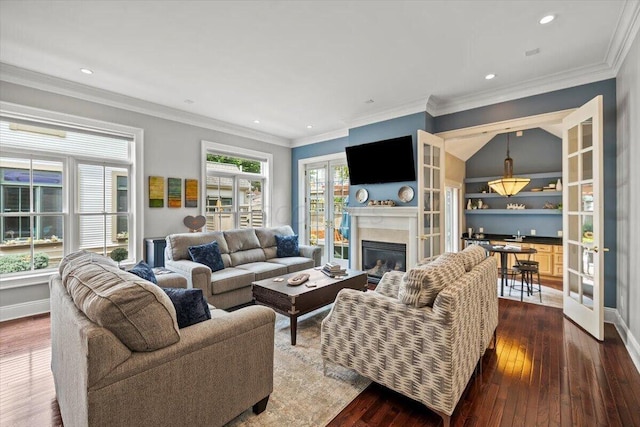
[129,260,157,284]
[162,288,211,328]
[188,240,225,272]
[275,234,299,257]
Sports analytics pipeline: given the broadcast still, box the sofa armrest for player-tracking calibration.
[299,244,321,266]
[165,259,211,294]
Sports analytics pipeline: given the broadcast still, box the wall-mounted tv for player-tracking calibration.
[345,135,416,185]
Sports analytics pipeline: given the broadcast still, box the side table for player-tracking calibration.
[145,237,167,268]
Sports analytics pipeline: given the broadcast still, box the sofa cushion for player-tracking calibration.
[398,254,465,307]
[235,261,288,281]
[188,240,225,272]
[275,234,299,257]
[166,231,228,262]
[230,248,266,267]
[255,225,295,248]
[129,260,157,284]
[210,267,255,295]
[267,257,314,273]
[224,228,261,252]
[161,288,211,328]
[62,259,180,352]
[458,244,488,272]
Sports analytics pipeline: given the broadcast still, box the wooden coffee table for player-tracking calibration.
[252,268,367,345]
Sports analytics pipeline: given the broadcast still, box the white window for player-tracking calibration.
[0,105,142,279]
[201,141,271,231]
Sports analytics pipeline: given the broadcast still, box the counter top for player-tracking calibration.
[462,233,562,245]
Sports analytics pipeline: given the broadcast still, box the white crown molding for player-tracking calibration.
[607,0,640,74]
[291,128,349,147]
[431,62,616,117]
[292,98,428,147]
[426,96,438,117]
[0,63,291,147]
[346,98,428,130]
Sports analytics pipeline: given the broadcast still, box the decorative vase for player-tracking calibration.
[467,199,472,210]
[556,178,562,191]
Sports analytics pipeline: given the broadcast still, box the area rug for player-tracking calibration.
[224,305,371,426]
[498,279,563,308]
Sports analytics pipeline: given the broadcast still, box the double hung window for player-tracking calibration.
[0,115,137,277]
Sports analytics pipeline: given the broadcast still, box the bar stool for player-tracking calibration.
[509,254,542,302]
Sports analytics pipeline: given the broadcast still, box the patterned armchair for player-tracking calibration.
[321,249,497,427]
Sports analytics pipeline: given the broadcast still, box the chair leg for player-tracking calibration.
[537,270,542,302]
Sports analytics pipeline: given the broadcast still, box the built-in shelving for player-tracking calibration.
[465,191,561,199]
[464,171,562,184]
[465,209,561,215]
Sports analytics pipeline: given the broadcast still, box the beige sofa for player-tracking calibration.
[165,226,322,309]
[320,245,498,427]
[50,251,276,427]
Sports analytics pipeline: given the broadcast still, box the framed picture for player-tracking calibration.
[168,177,182,208]
[148,176,164,208]
[185,179,198,208]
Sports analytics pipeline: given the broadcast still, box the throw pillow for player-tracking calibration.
[275,234,299,257]
[162,288,212,328]
[398,259,465,308]
[188,240,225,272]
[129,260,157,284]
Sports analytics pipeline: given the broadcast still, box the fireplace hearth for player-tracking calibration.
[362,240,406,284]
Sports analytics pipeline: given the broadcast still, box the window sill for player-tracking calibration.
[0,270,56,290]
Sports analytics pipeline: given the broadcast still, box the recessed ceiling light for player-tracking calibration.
[365,99,374,104]
[539,15,555,24]
[306,125,313,129]
[253,120,260,124]
[485,73,496,80]
[80,68,93,75]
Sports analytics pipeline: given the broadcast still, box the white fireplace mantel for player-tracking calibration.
[347,206,419,271]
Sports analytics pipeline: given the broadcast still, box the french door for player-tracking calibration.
[562,95,605,341]
[305,159,350,267]
[417,130,446,261]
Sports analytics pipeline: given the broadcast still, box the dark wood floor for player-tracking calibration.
[1,299,639,427]
[328,299,640,427]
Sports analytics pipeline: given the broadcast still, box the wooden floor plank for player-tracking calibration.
[1,300,640,427]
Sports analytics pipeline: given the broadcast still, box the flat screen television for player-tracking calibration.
[345,135,416,185]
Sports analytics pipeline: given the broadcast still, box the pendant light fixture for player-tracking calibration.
[488,132,530,197]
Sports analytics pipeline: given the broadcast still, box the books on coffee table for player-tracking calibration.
[322,262,346,277]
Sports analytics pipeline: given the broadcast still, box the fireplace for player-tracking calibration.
[362,240,406,284]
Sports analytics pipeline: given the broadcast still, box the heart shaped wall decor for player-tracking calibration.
[183,215,206,232]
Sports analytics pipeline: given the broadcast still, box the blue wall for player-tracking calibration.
[439,79,617,307]
[291,111,429,234]
[291,78,617,307]
[465,128,563,237]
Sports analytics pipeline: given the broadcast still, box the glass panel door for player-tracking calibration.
[418,130,445,262]
[305,160,349,267]
[562,95,604,341]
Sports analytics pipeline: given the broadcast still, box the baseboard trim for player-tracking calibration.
[606,307,640,374]
[0,298,50,322]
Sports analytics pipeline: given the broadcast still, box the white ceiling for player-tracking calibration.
[0,1,638,148]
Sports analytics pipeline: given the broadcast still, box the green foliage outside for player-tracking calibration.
[0,253,50,273]
[206,154,261,173]
[110,247,128,265]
